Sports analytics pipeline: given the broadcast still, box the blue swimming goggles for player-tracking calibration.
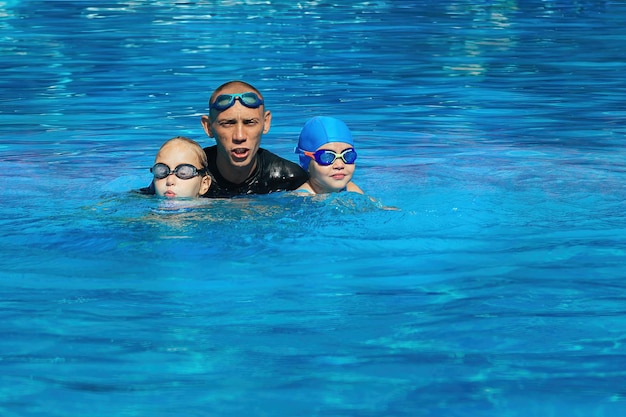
[151,163,206,180]
[209,92,264,111]
[303,148,358,166]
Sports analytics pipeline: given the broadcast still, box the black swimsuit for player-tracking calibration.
[202,146,308,197]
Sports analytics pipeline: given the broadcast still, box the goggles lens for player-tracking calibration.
[209,92,264,111]
[304,148,357,166]
[150,163,205,180]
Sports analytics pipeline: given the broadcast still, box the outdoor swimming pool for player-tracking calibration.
[1,1,625,416]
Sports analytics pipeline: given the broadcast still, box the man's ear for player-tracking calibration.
[201,115,214,138]
[262,110,272,134]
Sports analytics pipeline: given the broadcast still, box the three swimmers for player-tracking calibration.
[149,116,364,199]
[146,80,366,200]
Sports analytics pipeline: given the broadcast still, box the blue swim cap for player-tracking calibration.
[295,116,354,170]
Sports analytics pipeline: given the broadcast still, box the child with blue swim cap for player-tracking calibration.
[294,116,364,194]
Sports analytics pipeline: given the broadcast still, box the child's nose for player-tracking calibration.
[332,159,345,168]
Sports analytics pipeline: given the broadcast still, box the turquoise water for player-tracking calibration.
[1,1,626,416]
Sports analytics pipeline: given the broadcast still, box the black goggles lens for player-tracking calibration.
[311,148,357,166]
[150,163,204,180]
[209,92,264,111]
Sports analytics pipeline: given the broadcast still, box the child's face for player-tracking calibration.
[153,141,210,199]
[307,141,356,194]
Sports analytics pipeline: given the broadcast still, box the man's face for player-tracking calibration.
[203,84,271,170]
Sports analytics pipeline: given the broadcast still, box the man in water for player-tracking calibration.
[199,80,307,197]
[142,80,308,197]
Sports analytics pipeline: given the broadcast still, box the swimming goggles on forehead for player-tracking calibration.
[150,163,206,180]
[209,92,264,111]
[303,148,358,166]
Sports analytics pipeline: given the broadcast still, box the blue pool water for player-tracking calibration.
[1,1,626,416]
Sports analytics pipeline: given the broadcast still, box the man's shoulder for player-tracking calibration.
[256,148,308,189]
[257,147,300,168]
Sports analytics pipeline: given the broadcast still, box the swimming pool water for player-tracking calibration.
[1,1,626,416]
